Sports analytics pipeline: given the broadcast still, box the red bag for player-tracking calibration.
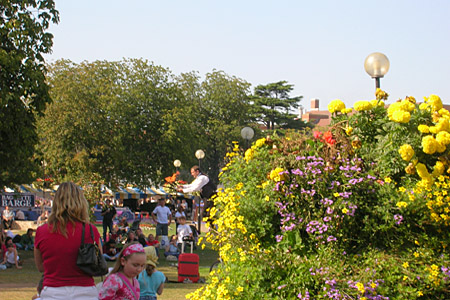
[178,253,199,283]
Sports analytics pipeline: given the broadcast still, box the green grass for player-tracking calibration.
[0,223,218,300]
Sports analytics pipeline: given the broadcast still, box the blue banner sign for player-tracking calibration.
[1,193,35,208]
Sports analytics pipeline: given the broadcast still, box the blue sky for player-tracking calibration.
[45,0,450,110]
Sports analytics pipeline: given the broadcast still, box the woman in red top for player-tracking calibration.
[34,182,101,300]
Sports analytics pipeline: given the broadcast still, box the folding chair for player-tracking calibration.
[181,236,194,253]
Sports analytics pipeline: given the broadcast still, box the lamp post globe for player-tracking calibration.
[195,150,205,168]
[364,52,390,90]
[173,159,181,171]
[241,127,254,149]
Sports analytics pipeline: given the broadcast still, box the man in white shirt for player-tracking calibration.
[151,198,172,240]
[2,206,14,229]
[177,165,209,195]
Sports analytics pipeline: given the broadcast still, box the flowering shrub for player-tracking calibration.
[187,90,450,300]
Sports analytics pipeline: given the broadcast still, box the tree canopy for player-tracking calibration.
[0,0,59,187]
[38,60,254,189]
[251,80,305,130]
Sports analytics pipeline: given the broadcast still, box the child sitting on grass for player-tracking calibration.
[164,235,180,260]
[1,244,22,269]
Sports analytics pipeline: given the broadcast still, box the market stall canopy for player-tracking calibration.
[125,187,146,199]
[115,187,132,200]
[146,186,168,196]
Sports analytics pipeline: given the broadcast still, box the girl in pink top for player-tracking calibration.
[99,243,146,300]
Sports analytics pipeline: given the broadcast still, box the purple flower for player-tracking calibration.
[277,284,287,289]
[327,235,337,242]
[394,214,403,225]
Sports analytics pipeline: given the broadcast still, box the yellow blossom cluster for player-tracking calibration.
[375,88,389,100]
[345,126,353,136]
[269,167,285,182]
[327,99,346,114]
[423,176,450,226]
[398,144,414,161]
[370,99,385,108]
[244,148,254,163]
[426,264,441,287]
[353,100,373,112]
[190,174,258,299]
[387,98,415,123]
[421,94,443,112]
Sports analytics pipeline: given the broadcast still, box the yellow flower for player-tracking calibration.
[418,124,430,133]
[269,167,285,182]
[391,110,411,123]
[403,275,408,281]
[416,163,431,179]
[384,177,392,183]
[417,291,423,296]
[342,207,348,214]
[397,201,408,208]
[354,100,373,112]
[432,161,445,177]
[255,138,266,148]
[328,99,346,114]
[341,108,353,114]
[376,88,388,100]
[436,131,450,145]
[413,252,419,258]
[422,135,438,154]
[398,144,414,161]
[244,148,254,162]
[425,94,443,111]
[356,282,365,293]
[403,262,409,268]
[345,126,353,136]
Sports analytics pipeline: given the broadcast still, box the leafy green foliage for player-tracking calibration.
[251,80,306,130]
[38,61,255,191]
[0,0,59,187]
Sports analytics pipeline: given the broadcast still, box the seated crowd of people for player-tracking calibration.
[0,195,199,275]
[102,215,197,263]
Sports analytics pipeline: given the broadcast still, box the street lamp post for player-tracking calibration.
[195,149,205,234]
[41,160,47,203]
[173,159,181,172]
[195,149,205,169]
[241,127,255,149]
[364,52,390,90]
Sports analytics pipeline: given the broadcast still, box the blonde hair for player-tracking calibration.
[110,242,144,275]
[48,182,90,237]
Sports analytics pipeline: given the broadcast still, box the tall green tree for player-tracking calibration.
[251,80,305,130]
[40,59,178,189]
[0,0,59,187]
[194,71,253,181]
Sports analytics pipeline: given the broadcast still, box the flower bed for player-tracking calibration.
[188,90,450,300]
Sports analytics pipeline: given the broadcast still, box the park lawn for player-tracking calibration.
[0,222,218,300]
